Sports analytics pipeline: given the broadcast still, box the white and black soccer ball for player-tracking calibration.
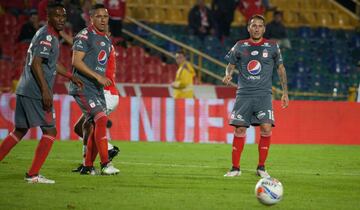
[255,177,283,205]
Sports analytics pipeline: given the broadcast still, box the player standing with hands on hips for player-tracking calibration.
[223,14,289,178]
[0,3,83,184]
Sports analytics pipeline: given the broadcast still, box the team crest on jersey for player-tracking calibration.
[89,99,96,108]
[262,49,268,58]
[98,50,107,65]
[46,35,52,41]
[247,60,261,75]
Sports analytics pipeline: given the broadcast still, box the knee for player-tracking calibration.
[234,127,247,137]
[41,127,57,137]
[13,128,29,139]
[260,126,272,137]
[82,118,94,131]
[74,116,85,136]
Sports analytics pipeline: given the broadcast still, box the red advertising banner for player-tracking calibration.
[272,100,360,144]
[0,94,359,144]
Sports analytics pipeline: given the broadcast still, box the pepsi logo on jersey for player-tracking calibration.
[97,50,107,65]
[247,60,262,75]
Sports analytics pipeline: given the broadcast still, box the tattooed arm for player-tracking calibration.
[223,63,236,85]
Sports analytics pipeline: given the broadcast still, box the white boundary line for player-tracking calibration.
[6,156,360,177]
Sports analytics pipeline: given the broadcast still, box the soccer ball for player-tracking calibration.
[255,177,283,205]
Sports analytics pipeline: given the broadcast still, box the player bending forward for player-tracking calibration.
[223,14,289,178]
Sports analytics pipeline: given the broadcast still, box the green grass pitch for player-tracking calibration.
[0,140,360,210]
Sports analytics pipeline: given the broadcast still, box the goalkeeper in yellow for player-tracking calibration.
[172,50,196,98]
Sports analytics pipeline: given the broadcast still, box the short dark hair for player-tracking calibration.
[248,14,265,26]
[90,4,106,16]
[47,2,65,15]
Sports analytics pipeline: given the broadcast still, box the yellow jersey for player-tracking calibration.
[173,61,196,99]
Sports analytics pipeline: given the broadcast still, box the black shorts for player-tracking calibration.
[15,95,55,128]
[229,94,274,127]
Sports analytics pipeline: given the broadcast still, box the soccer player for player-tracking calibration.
[69,4,119,175]
[0,3,83,184]
[59,24,120,174]
[72,44,120,174]
[171,50,196,99]
[223,14,289,178]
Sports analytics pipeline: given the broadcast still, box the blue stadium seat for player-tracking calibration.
[297,26,314,38]
[185,35,202,49]
[315,27,331,39]
[164,41,179,52]
[135,25,149,37]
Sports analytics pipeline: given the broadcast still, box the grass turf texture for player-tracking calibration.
[0,141,359,210]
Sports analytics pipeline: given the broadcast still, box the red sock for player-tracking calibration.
[84,130,95,167]
[232,136,245,169]
[0,132,21,161]
[90,137,98,163]
[258,135,271,167]
[28,135,55,176]
[94,113,109,165]
[82,122,93,165]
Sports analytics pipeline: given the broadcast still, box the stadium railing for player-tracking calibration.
[124,16,237,86]
[123,17,348,101]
